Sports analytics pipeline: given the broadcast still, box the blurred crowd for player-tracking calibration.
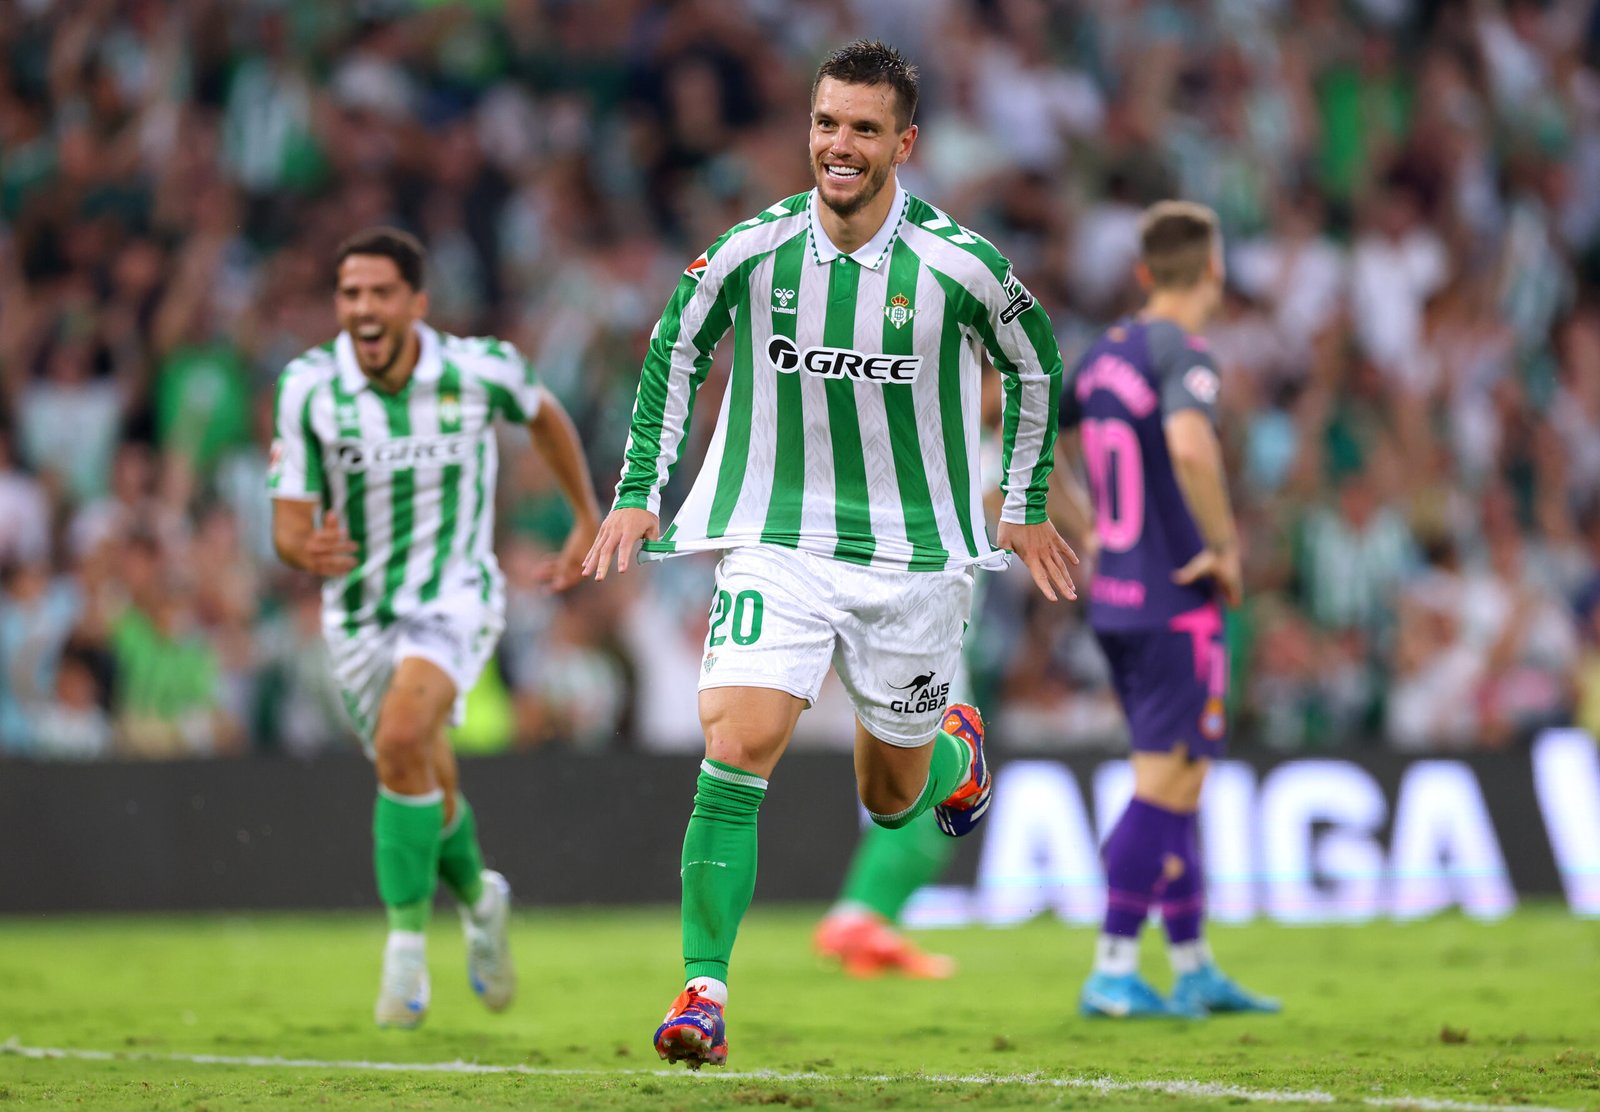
[3,0,1600,761]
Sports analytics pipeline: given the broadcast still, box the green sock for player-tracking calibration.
[838,813,956,922]
[374,788,444,933]
[438,794,486,908]
[681,759,767,984]
[868,729,971,829]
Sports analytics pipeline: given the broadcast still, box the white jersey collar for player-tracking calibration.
[808,182,907,270]
[336,321,443,395]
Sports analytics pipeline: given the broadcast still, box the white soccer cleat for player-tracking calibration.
[461,869,516,1012]
[374,934,430,1029]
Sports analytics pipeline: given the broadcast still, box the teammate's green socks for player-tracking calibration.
[438,794,486,908]
[867,729,970,829]
[681,759,767,984]
[375,788,445,933]
[837,814,955,922]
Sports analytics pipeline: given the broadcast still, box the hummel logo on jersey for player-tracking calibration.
[889,671,950,715]
[329,435,475,473]
[999,265,1035,325]
[766,336,923,383]
[772,287,797,314]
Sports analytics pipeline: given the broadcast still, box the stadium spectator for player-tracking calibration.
[1,0,1598,758]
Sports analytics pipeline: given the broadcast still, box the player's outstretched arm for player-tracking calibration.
[272,501,357,577]
[582,507,660,581]
[527,389,603,592]
[1164,409,1242,606]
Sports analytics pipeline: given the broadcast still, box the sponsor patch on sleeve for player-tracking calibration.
[1183,365,1220,404]
[998,265,1036,325]
[684,255,708,282]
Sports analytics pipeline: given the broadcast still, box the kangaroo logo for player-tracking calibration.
[888,671,950,715]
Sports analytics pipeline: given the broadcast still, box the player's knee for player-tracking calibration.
[372,716,433,769]
[703,727,785,774]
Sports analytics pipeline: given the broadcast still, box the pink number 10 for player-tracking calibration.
[1080,417,1144,552]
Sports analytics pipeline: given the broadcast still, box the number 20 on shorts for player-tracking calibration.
[708,589,765,646]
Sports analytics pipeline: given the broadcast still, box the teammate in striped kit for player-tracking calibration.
[584,40,1079,1067]
[268,228,601,1029]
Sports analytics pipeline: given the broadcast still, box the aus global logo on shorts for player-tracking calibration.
[888,670,950,715]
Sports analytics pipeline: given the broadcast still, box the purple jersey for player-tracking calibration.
[1061,317,1221,632]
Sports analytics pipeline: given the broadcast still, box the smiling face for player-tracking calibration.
[334,254,428,380]
[809,77,915,220]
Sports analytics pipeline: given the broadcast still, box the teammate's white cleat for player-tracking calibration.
[461,869,516,1012]
[374,933,430,1029]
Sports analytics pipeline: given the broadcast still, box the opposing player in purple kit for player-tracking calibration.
[1055,201,1280,1019]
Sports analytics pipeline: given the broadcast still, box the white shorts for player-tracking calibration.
[698,545,975,747]
[326,591,503,750]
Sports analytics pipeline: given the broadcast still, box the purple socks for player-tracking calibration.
[1100,798,1189,938]
[1160,812,1204,945]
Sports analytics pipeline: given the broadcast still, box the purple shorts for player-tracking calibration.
[1094,603,1228,760]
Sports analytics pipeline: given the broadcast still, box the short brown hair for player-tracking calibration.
[1138,201,1219,290]
[334,226,427,291]
[813,39,919,131]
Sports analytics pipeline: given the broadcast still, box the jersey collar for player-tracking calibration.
[808,182,907,270]
[335,322,443,394]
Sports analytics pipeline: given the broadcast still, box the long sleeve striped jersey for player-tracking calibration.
[267,323,543,633]
[613,185,1063,573]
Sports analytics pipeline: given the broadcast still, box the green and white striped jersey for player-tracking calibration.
[267,323,543,633]
[613,185,1062,572]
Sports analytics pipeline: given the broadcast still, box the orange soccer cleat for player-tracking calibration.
[813,911,957,980]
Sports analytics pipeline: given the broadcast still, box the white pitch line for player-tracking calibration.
[0,1040,1570,1112]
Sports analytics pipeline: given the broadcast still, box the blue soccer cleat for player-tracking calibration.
[654,984,728,1069]
[1079,971,1181,1019]
[933,704,991,838]
[461,869,515,1012]
[1169,963,1282,1016]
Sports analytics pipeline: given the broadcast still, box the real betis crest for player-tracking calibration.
[884,292,916,330]
[439,392,462,426]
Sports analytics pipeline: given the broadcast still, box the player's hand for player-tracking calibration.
[538,513,601,593]
[1173,545,1243,607]
[582,507,660,581]
[997,519,1080,603]
[303,510,358,577]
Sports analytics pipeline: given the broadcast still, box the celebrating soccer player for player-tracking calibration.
[584,40,1079,1067]
[1056,202,1279,1019]
[267,228,601,1029]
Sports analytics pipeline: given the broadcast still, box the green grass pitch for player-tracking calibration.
[0,905,1596,1109]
